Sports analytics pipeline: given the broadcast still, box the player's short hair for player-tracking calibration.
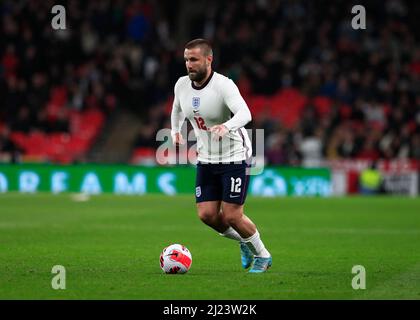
[184,39,213,57]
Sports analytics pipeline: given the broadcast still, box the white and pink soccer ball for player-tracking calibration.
[160,244,192,274]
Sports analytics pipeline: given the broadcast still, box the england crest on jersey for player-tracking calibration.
[192,97,200,114]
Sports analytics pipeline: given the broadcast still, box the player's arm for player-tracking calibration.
[210,79,252,139]
[171,81,186,145]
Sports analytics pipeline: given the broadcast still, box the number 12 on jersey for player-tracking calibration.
[194,116,208,130]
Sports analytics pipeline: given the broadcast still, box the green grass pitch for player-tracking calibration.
[0,193,419,299]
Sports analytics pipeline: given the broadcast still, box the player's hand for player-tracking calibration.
[172,132,185,146]
[209,124,229,141]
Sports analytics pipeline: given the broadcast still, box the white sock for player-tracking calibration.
[220,226,243,242]
[242,230,271,258]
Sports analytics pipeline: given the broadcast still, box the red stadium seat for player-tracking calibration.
[340,104,352,119]
[269,88,308,128]
[313,96,333,117]
[10,131,27,148]
[165,96,175,115]
[131,147,157,164]
[67,135,90,155]
[247,95,269,115]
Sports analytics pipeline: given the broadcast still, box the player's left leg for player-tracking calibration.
[215,208,253,269]
[221,202,272,273]
[222,203,271,252]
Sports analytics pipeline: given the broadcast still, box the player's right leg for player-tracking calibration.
[196,201,227,232]
[196,161,226,231]
[196,161,238,234]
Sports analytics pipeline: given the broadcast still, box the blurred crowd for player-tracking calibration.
[229,0,420,166]
[0,0,181,161]
[1,0,419,165]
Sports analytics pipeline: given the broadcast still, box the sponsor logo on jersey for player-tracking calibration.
[196,186,201,197]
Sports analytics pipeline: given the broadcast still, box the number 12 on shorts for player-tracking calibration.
[230,177,242,193]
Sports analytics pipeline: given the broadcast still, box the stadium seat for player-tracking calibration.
[131,147,157,165]
[165,97,175,115]
[248,95,270,115]
[313,96,333,117]
[10,132,27,148]
[270,88,308,128]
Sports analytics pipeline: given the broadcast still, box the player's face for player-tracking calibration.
[184,48,211,82]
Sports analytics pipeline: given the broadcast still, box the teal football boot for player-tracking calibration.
[240,242,254,269]
[249,256,272,273]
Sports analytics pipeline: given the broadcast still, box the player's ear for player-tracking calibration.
[206,54,213,66]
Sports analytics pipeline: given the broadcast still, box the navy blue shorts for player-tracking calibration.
[195,161,251,205]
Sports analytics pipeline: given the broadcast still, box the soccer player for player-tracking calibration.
[170,39,272,273]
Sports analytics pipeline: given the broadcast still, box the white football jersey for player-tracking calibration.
[171,71,253,163]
